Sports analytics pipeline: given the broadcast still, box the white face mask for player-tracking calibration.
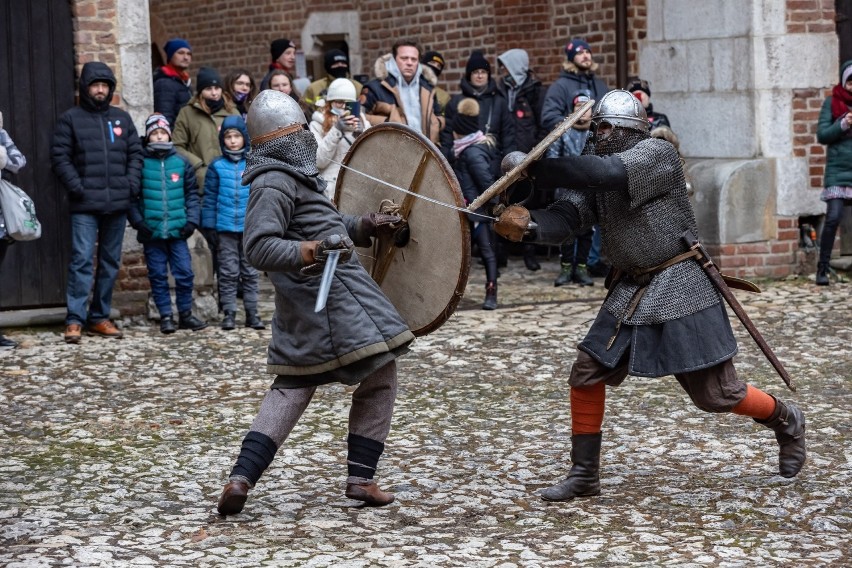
[330,107,345,117]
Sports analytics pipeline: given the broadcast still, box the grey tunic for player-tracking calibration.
[242,164,414,384]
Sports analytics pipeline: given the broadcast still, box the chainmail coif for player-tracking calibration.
[586,127,649,156]
[244,128,320,179]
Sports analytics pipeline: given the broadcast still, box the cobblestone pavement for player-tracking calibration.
[1,258,850,567]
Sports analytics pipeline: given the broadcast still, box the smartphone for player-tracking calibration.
[344,101,361,117]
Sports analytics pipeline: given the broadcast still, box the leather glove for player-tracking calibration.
[334,115,358,133]
[494,204,534,242]
[301,234,355,276]
[357,213,410,247]
[179,222,197,239]
[135,224,154,242]
[201,228,219,251]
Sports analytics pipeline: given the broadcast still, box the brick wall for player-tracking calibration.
[71,0,124,108]
[708,218,803,279]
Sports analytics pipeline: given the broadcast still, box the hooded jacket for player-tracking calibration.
[172,96,239,192]
[360,53,444,143]
[50,61,143,214]
[440,76,516,162]
[202,115,250,232]
[541,60,609,131]
[496,49,548,153]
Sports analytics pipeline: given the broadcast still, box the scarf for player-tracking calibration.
[453,131,486,158]
[830,84,852,120]
[162,64,190,84]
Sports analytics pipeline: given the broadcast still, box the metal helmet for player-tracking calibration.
[246,89,307,146]
[591,89,649,132]
[325,78,357,102]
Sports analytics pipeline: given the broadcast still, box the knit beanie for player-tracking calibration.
[465,51,491,81]
[270,38,296,61]
[626,77,651,97]
[422,51,445,77]
[145,113,171,140]
[164,38,191,62]
[842,61,852,85]
[196,67,222,93]
[453,98,480,135]
[564,39,592,62]
[324,49,349,75]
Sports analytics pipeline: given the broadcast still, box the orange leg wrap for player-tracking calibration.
[731,384,777,421]
[570,383,606,435]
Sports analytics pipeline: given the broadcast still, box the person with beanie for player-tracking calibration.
[50,62,143,344]
[302,48,363,112]
[172,66,239,306]
[310,78,371,201]
[201,115,264,330]
[541,38,609,131]
[815,60,852,285]
[360,39,445,144]
[626,76,670,130]
[451,98,501,310]
[153,38,193,127]
[128,113,207,334]
[260,38,297,90]
[421,50,450,114]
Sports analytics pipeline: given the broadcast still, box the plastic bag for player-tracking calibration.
[0,178,41,241]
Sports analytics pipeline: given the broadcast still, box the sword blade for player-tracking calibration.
[314,250,341,313]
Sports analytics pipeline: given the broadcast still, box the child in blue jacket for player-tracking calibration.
[202,115,264,330]
[129,113,208,334]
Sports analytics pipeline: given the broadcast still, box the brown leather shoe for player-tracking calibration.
[87,320,123,338]
[345,481,395,506]
[217,480,249,515]
[64,324,82,344]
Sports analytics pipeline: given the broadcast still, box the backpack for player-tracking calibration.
[0,178,41,241]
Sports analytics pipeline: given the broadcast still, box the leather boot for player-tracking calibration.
[540,432,602,501]
[217,479,250,515]
[523,244,540,271]
[345,480,395,506]
[554,262,572,287]
[482,282,498,310]
[179,311,208,331]
[815,262,830,286]
[245,310,265,330]
[572,264,594,286]
[221,310,236,331]
[159,315,177,334]
[754,397,806,478]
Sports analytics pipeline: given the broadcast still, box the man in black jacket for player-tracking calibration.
[541,39,609,131]
[153,38,193,127]
[51,62,143,344]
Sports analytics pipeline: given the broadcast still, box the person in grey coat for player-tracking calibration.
[217,90,413,516]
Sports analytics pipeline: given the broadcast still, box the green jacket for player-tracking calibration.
[172,98,238,192]
[817,95,852,189]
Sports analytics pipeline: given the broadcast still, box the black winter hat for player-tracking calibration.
[324,49,349,74]
[452,98,480,136]
[421,51,445,76]
[465,51,491,81]
[196,67,222,93]
[626,77,651,97]
[270,38,296,61]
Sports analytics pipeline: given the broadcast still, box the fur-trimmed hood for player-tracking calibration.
[562,60,600,75]
[372,53,438,86]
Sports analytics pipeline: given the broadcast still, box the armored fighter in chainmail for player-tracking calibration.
[216,90,412,515]
[494,90,807,501]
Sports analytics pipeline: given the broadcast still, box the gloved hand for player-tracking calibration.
[300,234,355,276]
[334,114,359,133]
[201,228,219,252]
[179,222,197,239]
[135,224,154,242]
[359,213,405,236]
[494,204,534,242]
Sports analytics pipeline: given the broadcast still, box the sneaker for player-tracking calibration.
[64,323,83,344]
[0,334,17,349]
[87,320,123,338]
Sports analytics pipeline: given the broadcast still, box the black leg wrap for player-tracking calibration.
[230,430,278,486]
[347,433,384,479]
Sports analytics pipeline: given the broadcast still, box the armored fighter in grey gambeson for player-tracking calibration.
[494,89,806,502]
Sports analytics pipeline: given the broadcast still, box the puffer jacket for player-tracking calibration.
[50,61,143,214]
[440,77,516,162]
[242,163,414,377]
[541,61,609,131]
[172,97,239,191]
[496,75,547,153]
[454,139,500,220]
[152,66,192,127]
[128,145,199,240]
[202,115,250,232]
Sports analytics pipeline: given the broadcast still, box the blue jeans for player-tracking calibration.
[588,225,603,267]
[66,212,127,325]
[143,238,195,316]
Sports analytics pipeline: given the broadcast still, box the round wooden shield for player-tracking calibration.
[334,123,470,336]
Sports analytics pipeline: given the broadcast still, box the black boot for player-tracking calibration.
[540,432,602,501]
[221,310,236,331]
[572,263,594,286]
[159,315,177,334]
[554,263,572,287]
[523,244,540,271]
[483,282,498,310]
[754,397,806,478]
[179,311,208,331]
[815,262,830,286]
[245,310,265,330]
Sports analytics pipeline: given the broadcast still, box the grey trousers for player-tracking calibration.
[249,360,398,447]
[218,231,259,312]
